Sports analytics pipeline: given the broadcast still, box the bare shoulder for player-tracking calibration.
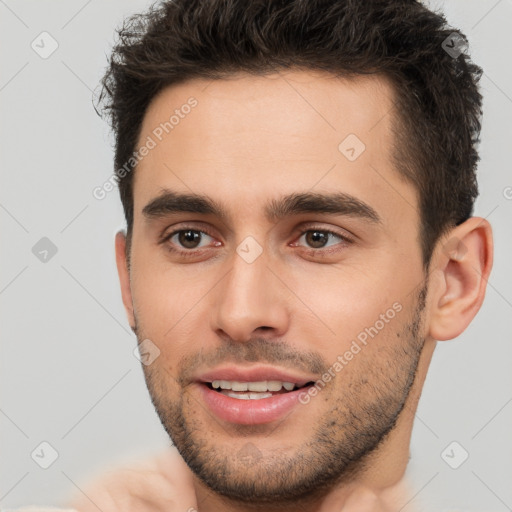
[64,448,198,512]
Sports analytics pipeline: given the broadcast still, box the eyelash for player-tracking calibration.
[160,225,354,258]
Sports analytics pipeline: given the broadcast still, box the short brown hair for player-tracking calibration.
[99,0,483,269]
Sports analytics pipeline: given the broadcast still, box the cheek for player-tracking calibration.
[289,265,407,349]
[131,271,201,378]
[130,256,207,339]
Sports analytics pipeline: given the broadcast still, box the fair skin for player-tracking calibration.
[67,70,492,511]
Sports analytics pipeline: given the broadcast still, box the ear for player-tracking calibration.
[115,230,136,331]
[428,217,493,341]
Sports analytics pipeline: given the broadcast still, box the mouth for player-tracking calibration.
[194,367,318,425]
[203,379,315,400]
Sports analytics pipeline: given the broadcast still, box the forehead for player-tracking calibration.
[133,70,416,229]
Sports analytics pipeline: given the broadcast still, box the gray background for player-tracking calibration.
[0,0,511,510]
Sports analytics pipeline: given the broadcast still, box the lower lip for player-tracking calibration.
[197,383,311,425]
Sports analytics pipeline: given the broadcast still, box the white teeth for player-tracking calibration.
[267,380,282,391]
[248,381,268,392]
[221,391,273,400]
[210,380,297,392]
[231,381,248,391]
[249,392,272,399]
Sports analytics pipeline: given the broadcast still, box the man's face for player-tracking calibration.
[123,71,430,502]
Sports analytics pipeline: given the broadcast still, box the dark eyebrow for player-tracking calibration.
[265,191,381,224]
[142,189,381,225]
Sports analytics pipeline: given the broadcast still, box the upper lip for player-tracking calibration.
[194,365,317,388]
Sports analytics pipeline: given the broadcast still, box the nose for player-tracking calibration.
[210,245,290,343]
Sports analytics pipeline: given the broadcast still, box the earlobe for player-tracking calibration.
[114,230,136,330]
[429,218,493,341]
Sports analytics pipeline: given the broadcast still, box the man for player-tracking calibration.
[66,0,493,510]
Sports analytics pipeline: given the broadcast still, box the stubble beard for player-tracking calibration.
[135,284,428,505]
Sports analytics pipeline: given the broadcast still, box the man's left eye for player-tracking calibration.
[296,229,351,250]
